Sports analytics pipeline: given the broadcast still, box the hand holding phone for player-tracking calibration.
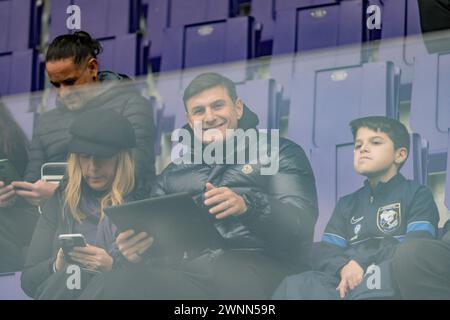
[0,159,21,186]
[58,234,87,264]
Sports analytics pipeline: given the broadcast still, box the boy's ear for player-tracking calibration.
[395,147,408,166]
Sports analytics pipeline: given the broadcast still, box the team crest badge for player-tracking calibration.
[242,164,254,174]
[377,203,401,233]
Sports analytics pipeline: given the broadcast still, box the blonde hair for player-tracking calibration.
[64,150,135,223]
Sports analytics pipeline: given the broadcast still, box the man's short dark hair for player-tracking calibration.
[46,31,103,65]
[183,73,238,109]
[349,116,410,166]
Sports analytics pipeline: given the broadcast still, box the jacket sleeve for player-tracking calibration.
[345,185,440,270]
[237,141,318,264]
[23,118,45,182]
[20,192,60,298]
[442,220,450,243]
[315,199,352,276]
[122,95,156,189]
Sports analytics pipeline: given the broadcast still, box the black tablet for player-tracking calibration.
[104,192,223,257]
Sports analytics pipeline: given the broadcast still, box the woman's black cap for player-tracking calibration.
[68,109,136,157]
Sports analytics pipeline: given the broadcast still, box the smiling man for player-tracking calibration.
[80,72,319,300]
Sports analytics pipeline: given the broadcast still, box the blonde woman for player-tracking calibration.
[21,110,152,299]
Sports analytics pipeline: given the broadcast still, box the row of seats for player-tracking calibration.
[0,0,431,96]
[5,50,448,174]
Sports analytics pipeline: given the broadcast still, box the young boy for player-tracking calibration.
[273,116,440,299]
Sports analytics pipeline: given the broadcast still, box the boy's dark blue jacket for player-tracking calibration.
[317,174,440,275]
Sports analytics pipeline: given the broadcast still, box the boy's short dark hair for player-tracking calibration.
[183,73,237,109]
[349,116,410,166]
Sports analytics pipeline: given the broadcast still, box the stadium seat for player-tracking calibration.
[410,53,450,173]
[160,16,257,73]
[0,272,31,300]
[248,0,275,56]
[272,0,363,55]
[312,133,428,241]
[2,94,36,142]
[0,50,38,95]
[236,78,281,129]
[145,0,236,72]
[49,0,139,40]
[0,0,41,52]
[375,0,429,86]
[99,33,146,76]
[286,61,399,154]
[445,130,450,210]
[269,0,365,100]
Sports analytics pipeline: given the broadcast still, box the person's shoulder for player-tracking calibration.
[388,174,427,194]
[33,108,69,134]
[337,185,366,208]
[277,137,310,160]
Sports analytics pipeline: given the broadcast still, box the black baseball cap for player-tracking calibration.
[67,109,136,157]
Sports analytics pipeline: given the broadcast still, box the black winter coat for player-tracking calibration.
[151,106,318,269]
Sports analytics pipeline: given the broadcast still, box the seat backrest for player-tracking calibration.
[161,17,255,72]
[273,0,363,55]
[0,272,31,300]
[98,34,143,76]
[3,94,36,142]
[275,0,337,12]
[0,50,35,96]
[287,61,399,154]
[170,0,231,27]
[250,0,275,42]
[410,53,450,172]
[0,0,38,52]
[236,78,280,129]
[49,0,137,40]
[445,130,450,210]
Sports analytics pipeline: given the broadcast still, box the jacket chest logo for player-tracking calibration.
[242,164,254,174]
[377,203,401,234]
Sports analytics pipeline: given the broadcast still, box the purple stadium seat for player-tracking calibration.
[160,16,256,72]
[249,0,275,56]
[275,0,337,11]
[0,0,40,52]
[287,61,399,154]
[410,53,450,172]
[0,273,31,300]
[99,33,145,76]
[0,50,37,95]
[376,0,428,85]
[145,0,235,71]
[312,133,428,241]
[170,0,231,27]
[236,79,281,129]
[3,95,36,142]
[49,0,138,40]
[272,0,363,55]
[145,0,170,71]
[445,130,450,210]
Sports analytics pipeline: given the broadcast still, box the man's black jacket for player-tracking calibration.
[151,106,319,269]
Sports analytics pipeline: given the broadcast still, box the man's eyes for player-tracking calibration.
[192,108,204,115]
[50,80,77,88]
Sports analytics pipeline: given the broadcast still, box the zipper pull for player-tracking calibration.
[370,196,374,203]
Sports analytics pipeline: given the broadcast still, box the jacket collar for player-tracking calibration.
[363,173,406,195]
[55,71,133,112]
